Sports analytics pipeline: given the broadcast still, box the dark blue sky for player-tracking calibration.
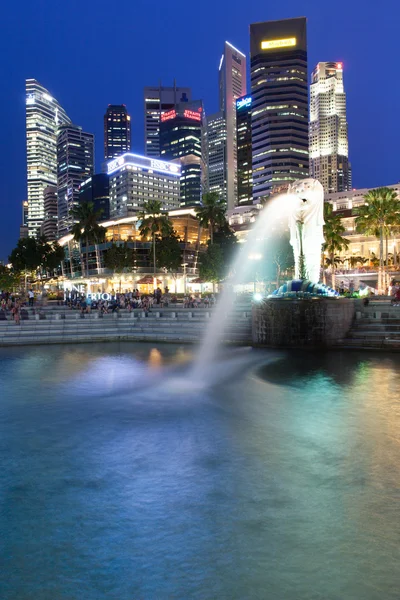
[0,0,398,260]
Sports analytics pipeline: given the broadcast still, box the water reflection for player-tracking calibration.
[0,345,399,600]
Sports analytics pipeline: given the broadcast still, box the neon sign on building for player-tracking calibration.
[107,156,125,173]
[183,109,202,122]
[236,96,252,110]
[161,109,176,122]
[261,37,296,50]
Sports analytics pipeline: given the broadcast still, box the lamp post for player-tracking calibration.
[181,262,188,295]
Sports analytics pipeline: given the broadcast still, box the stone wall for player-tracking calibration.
[252,298,355,348]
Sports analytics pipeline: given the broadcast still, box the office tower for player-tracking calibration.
[219,41,247,209]
[57,124,94,237]
[107,153,181,218]
[250,18,309,202]
[79,174,110,221]
[309,62,351,193]
[104,105,131,160]
[206,112,227,201]
[20,201,29,238]
[40,186,58,241]
[144,84,191,158]
[26,79,71,237]
[236,95,253,204]
[159,101,204,207]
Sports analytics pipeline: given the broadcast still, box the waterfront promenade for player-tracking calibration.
[0,302,252,346]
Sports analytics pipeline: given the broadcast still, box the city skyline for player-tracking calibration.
[0,0,399,259]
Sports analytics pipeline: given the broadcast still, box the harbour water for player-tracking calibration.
[1,343,400,599]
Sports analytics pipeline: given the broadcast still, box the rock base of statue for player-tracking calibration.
[270,279,339,298]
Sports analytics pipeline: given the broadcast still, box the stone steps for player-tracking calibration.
[0,309,252,346]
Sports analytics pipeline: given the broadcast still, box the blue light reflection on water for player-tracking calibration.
[0,343,400,600]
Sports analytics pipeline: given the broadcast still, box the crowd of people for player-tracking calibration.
[64,287,216,315]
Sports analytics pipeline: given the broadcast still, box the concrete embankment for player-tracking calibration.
[0,305,252,347]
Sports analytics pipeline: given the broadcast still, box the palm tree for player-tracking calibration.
[355,187,400,291]
[323,203,349,289]
[138,200,173,281]
[347,255,368,269]
[71,202,105,277]
[196,192,226,244]
[104,242,135,291]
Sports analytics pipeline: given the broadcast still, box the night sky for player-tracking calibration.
[0,0,398,260]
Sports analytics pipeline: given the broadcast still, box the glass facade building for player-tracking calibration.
[26,79,71,237]
[41,186,58,241]
[104,105,131,160]
[236,96,253,204]
[144,84,191,158]
[250,18,309,202]
[159,102,204,207]
[206,112,227,201]
[57,124,94,237]
[219,41,247,209]
[79,174,110,221]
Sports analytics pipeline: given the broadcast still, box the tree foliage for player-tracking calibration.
[355,187,400,272]
[196,192,227,244]
[8,236,64,275]
[104,242,135,273]
[199,243,225,283]
[198,222,238,283]
[71,202,105,275]
[138,200,173,275]
[324,203,349,257]
[155,231,182,273]
[0,265,19,291]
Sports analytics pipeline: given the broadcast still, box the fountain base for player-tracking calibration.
[252,293,355,348]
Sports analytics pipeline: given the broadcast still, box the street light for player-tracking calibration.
[181,262,188,295]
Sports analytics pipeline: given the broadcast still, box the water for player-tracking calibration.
[1,343,400,599]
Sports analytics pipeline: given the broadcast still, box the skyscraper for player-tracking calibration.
[79,174,110,221]
[26,79,71,237]
[104,105,131,160]
[309,62,351,193]
[250,18,309,202]
[41,186,58,241]
[144,84,191,158]
[219,41,247,209]
[236,95,253,204]
[160,102,205,207]
[206,111,227,201]
[107,153,181,218]
[57,124,94,237]
[20,201,29,238]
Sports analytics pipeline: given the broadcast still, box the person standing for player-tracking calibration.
[28,289,34,307]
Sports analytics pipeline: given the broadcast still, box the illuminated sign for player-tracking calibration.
[236,96,252,110]
[150,159,180,175]
[87,293,112,301]
[161,109,176,122]
[107,156,125,174]
[261,37,296,50]
[183,109,202,122]
[107,153,181,176]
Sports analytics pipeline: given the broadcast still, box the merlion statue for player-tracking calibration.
[288,178,325,283]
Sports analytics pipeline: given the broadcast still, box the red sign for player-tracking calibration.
[183,109,202,122]
[161,109,176,122]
